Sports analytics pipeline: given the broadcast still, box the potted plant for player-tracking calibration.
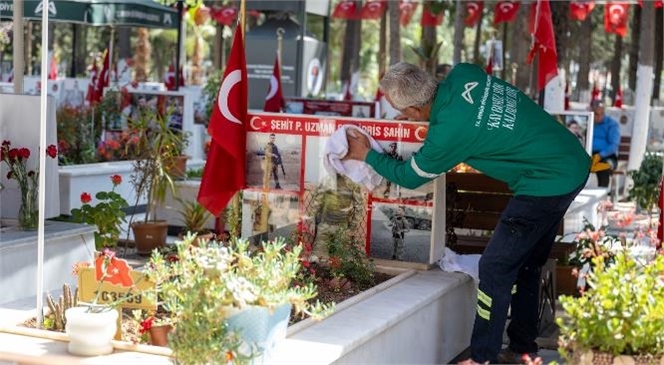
[67,249,142,356]
[69,174,128,250]
[177,198,214,246]
[164,130,191,180]
[557,251,664,364]
[144,235,335,364]
[628,152,663,224]
[129,109,185,255]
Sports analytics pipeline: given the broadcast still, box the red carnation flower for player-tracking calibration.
[80,192,92,204]
[110,174,122,186]
[19,148,30,159]
[1,140,10,147]
[46,144,58,158]
[8,148,19,160]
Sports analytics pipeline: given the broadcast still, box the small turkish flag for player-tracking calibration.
[604,2,629,37]
[94,48,110,103]
[638,0,663,8]
[465,1,484,27]
[85,62,99,105]
[400,0,418,26]
[332,0,358,20]
[569,1,595,21]
[198,27,247,216]
[591,83,601,102]
[264,55,284,113]
[210,6,237,26]
[527,0,558,91]
[164,64,185,91]
[361,0,386,20]
[485,56,493,75]
[614,88,623,108]
[494,1,519,25]
[421,5,444,27]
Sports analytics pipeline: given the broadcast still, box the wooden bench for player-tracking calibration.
[611,136,631,201]
[445,172,575,334]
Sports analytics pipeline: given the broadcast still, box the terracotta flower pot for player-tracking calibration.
[149,325,173,347]
[131,221,168,255]
[556,265,580,297]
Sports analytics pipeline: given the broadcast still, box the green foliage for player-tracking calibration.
[70,175,129,250]
[56,106,98,165]
[144,236,334,364]
[628,152,663,213]
[186,167,204,179]
[325,225,376,287]
[45,283,78,332]
[177,198,212,234]
[566,218,622,269]
[557,252,664,358]
[129,109,185,221]
[202,69,224,123]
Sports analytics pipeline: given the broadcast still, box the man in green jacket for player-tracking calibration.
[345,62,590,365]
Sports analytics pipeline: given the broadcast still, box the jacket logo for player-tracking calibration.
[462,82,478,104]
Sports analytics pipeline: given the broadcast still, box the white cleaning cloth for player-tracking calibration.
[323,125,384,190]
[437,247,481,283]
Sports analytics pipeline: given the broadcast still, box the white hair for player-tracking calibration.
[379,62,438,110]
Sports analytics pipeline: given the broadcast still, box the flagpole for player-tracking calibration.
[276,27,284,72]
[229,0,246,240]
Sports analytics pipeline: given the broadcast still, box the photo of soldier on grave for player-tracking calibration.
[369,202,433,263]
[240,191,300,245]
[245,132,302,191]
[373,141,434,202]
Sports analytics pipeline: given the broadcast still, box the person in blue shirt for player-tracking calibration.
[590,100,621,187]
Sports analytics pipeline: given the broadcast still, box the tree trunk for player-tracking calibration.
[72,24,88,77]
[550,1,569,69]
[117,28,132,59]
[509,4,531,92]
[25,22,32,75]
[576,16,592,103]
[388,0,401,65]
[628,1,655,172]
[472,8,484,63]
[378,11,387,77]
[191,35,203,85]
[134,28,151,82]
[610,35,623,103]
[653,6,663,101]
[421,25,437,75]
[340,16,359,87]
[213,23,224,70]
[453,0,465,65]
[628,5,641,92]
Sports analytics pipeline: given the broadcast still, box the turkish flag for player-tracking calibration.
[485,56,493,75]
[604,2,629,37]
[332,0,358,20]
[94,49,110,104]
[614,88,623,108]
[361,0,386,20]
[400,0,418,26]
[264,55,284,112]
[198,28,247,216]
[421,6,444,26]
[569,1,595,21]
[494,1,519,25]
[343,80,353,101]
[638,0,663,8]
[164,64,185,91]
[210,6,238,26]
[527,0,558,91]
[465,1,484,27]
[591,83,601,102]
[85,62,99,105]
[48,52,58,80]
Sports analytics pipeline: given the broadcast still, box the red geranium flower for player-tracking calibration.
[139,316,155,334]
[110,174,122,186]
[46,144,58,158]
[81,192,92,204]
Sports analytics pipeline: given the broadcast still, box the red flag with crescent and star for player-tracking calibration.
[210,6,238,26]
[569,1,595,21]
[604,2,629,37]
[527,0,558,91]
[465,1,484,27]
[421,5,444,26]
[332,0,358,20]
[614,88,623,108]
[264,54,284,112]
[198,27,247,216]
[400,0,418,26]
[494,1,519,25]
[93,49,110,104]
[361,0,386,20]
[85,61,99,105]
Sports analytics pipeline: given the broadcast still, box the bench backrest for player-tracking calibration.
[446,172,564,235]
[618,136,631,162]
